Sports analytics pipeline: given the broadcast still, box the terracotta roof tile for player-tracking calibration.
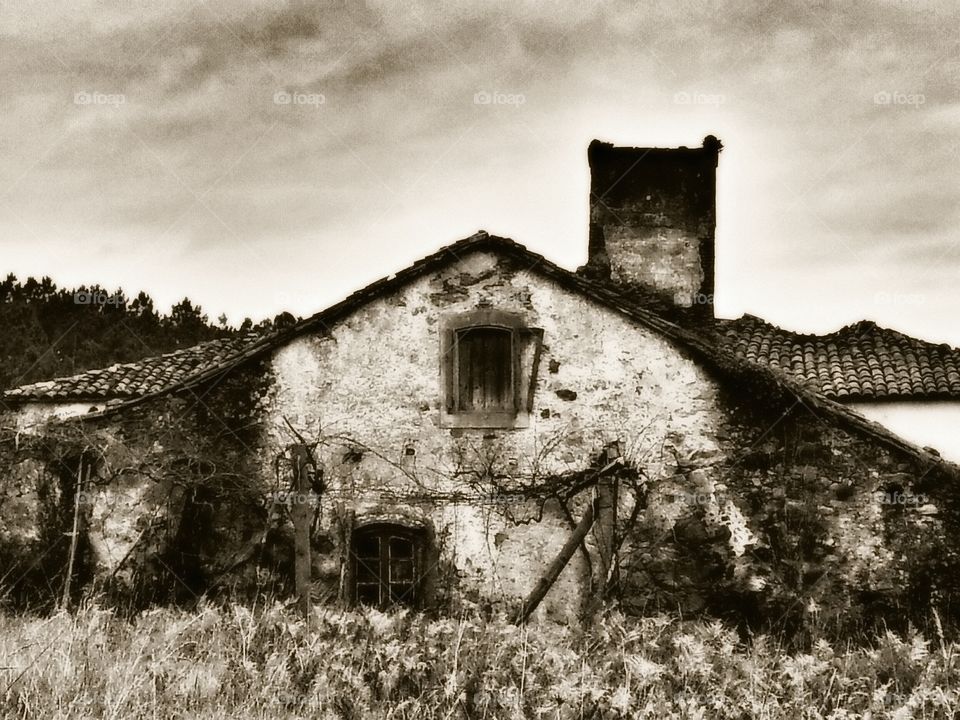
[4,238,960,405]
[0,232,956,484]
[3,334,260,403]
[719,315,960,400]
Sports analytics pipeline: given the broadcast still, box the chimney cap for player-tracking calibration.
[588,136,723,158]
[702,135,723,153]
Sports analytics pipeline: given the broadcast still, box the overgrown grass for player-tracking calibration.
[0,602,956,719]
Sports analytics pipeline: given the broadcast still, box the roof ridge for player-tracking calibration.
[726,314,959,351]
[4,233,958,483]
[828,321,960,353]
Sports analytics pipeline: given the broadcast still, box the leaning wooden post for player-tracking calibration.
[337,506,356,607]
[513,497,598,625]
[61,457,86,611]
[588,444,622,616]
[291,444,313,622]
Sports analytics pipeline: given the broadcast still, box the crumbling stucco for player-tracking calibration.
[0,249,952,631]
[260,249,723,621]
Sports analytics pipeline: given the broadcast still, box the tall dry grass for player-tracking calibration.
[0,601,955,719]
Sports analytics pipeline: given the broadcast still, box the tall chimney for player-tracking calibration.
[585,135,722,313]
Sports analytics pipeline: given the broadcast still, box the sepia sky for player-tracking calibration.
[1,0,958,344]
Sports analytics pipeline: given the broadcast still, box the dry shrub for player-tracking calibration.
[0,603,955,719]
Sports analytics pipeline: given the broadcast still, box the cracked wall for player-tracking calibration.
[0,250,952,630]
[261,249,725,622]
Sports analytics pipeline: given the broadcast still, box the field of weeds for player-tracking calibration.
[0,603,956,719]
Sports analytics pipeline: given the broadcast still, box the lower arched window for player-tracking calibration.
[351,524,424,608]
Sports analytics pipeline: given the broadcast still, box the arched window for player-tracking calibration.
[351,524,424,608]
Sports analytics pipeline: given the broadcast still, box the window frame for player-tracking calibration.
[452,325,515,414]
[440,309,529,429]
[350,523,425,609]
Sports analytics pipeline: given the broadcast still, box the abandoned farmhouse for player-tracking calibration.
[2,136,960,631]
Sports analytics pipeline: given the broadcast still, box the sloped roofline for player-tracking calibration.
[719,313,960,401]
[6,230,958,481]
[726,312,956,350]
[3,334,261,404]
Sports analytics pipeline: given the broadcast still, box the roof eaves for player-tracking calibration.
[21,231,958,483]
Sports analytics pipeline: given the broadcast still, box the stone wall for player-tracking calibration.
[621,389,952,635]
[255,248,955,630]
[0,247,954,632]
[259,248,725,622]
[0,363,275,609]
[11,402,107,431]
[586,137,720,309]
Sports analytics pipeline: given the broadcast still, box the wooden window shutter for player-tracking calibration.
[455,327,513,412]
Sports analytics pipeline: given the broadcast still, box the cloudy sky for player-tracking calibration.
[1,0,958,344]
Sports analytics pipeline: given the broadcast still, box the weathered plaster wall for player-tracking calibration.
[261,249,725,622]
[624,396,953,633]
[0,364,275,609]
[602,226,704,306]
[1,405,179,589]
[849,401,960,463]
[256,249,951,630]
[0,250,953,631]
[11,401,107,431]
[0,458,52,546]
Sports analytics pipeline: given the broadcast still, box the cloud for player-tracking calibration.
[1,0,959,344]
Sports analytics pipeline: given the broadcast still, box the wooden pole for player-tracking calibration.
[291,445,313,622]
[61,458,85,611]
[338,506,355,607]
[513,498,597,625]
[586,474,619,618]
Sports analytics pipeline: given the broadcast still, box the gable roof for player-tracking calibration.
[720,315,960,401]
[1,231,957,482]
[6,241,959,406]
[0,231,741,406]
[3,334,259,403]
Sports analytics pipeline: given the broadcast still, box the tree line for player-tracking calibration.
[0,273,293,394]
